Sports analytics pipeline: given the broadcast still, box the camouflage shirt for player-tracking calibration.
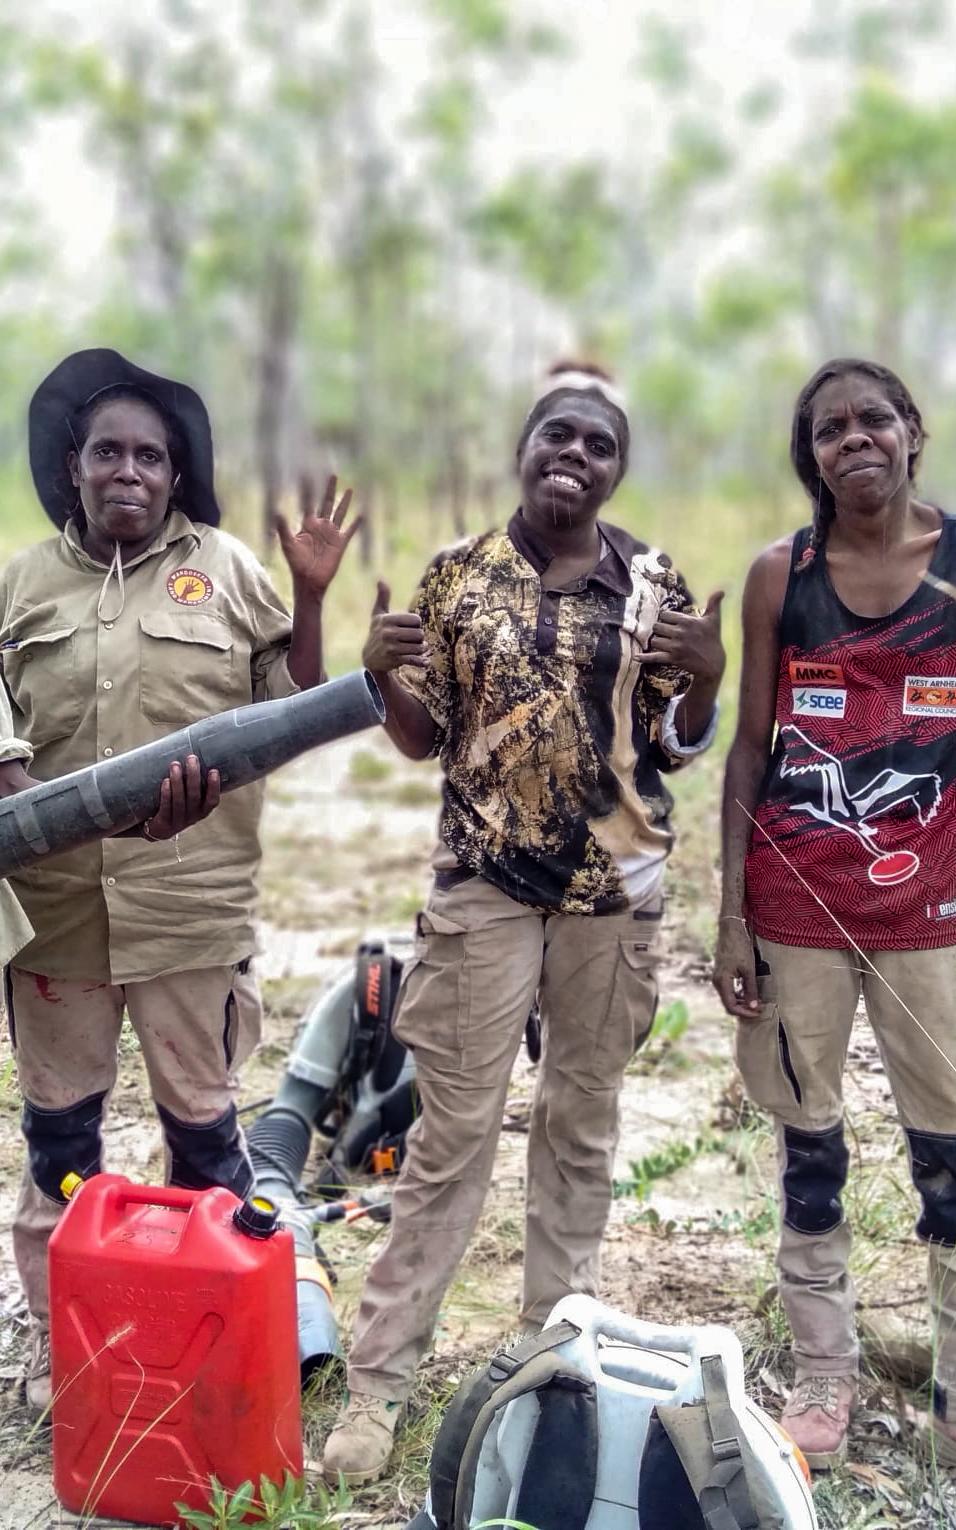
[399,511,707,915]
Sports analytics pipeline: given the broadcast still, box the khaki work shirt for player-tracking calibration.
[0,682,34,969]
[0,512,297,983]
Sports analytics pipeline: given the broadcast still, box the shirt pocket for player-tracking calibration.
[1,624,80,747]
[139,610,242,728]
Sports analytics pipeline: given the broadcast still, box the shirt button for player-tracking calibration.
[543,616,554,626]
[103,747,114,757]
[106,876,116,887]
[103,679,113,690]
[103,621,114,630]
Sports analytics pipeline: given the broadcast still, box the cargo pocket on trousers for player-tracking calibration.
[735,954,803,1116]
[222,983,239,1070]
[391,907,469,1066]
[594,937,659,1076]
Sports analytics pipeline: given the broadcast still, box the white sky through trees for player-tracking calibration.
[17,0,954,291]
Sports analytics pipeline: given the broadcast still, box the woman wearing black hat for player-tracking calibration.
[0,350,358,1412]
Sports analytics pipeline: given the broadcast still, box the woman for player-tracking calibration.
[0,348,358,1411]
[715,357,956,1468]
[324,363,725,1485]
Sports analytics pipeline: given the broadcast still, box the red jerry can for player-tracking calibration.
[49,1174,303,1526]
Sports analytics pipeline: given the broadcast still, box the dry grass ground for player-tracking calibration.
[1,733,954,1526]
[1,493,955,1524]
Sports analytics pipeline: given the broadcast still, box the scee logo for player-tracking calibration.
[792,686,847,718]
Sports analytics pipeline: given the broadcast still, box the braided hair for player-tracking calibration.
[790,358,925,572]
[517,360,630,489]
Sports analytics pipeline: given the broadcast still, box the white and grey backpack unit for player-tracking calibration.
[405,1296,817,1530]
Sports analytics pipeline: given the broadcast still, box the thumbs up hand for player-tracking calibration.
[362,580,428,674]
[640,590,726,683]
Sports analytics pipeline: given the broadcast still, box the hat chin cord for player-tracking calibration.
[97,541,127,623]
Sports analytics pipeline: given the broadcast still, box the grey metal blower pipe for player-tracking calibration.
[0,670,384,877]
[247,970,355,1381]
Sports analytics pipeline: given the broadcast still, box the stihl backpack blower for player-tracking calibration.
[404,1295,817,1530]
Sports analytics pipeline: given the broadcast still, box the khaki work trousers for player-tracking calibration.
[7,960,262,1323]
[737,937,956,1407]
[347,871,662,1401]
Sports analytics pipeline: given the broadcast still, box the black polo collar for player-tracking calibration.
[507,509,634,595]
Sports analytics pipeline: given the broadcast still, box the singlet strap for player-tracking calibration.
[778,525,816,637]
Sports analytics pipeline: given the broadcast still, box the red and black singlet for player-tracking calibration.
[746,516,956,949]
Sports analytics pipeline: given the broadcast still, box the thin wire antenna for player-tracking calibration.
[736,798,956,1081]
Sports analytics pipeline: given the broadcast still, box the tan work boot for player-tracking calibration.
[24,1324,51,1418]
[323,1392,402,1487]
[780,1374,857,1470]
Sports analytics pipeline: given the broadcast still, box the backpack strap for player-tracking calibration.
[700,1461,759,1530]
[512,1371,598,1530]
[700,1354,743,1462]
[657,1355,763,1530]
[428,1320,583,1530]
[453,1354,596,1530]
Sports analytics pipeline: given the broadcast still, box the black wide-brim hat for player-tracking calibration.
[29,348,221,528]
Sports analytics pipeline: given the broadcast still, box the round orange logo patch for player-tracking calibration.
[167,568,214,605]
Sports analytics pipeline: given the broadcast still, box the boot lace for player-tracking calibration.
[789,1375,843,1417]
[28,1326,50,1379]
[346,1392,396,1421]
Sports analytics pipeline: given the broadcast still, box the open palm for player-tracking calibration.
[274,475,361,597]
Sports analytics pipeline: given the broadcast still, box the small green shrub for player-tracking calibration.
[612,1133,725,1202]
[649,997,690,1047]
[176,1471,351,1529]
[348,749,392,785]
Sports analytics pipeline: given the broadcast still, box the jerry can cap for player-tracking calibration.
[233,1195,280,1239]
[61,1172,84,1200]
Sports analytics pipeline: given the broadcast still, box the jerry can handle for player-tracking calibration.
[105,1181,205,1213]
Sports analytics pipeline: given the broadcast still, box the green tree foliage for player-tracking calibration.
[474,165,620,306]
[828,81,956,366]
[5,0,956,557]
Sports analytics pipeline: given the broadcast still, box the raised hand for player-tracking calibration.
[641,590,725,681]
[362,581,427,674]
[273,474,361,599]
